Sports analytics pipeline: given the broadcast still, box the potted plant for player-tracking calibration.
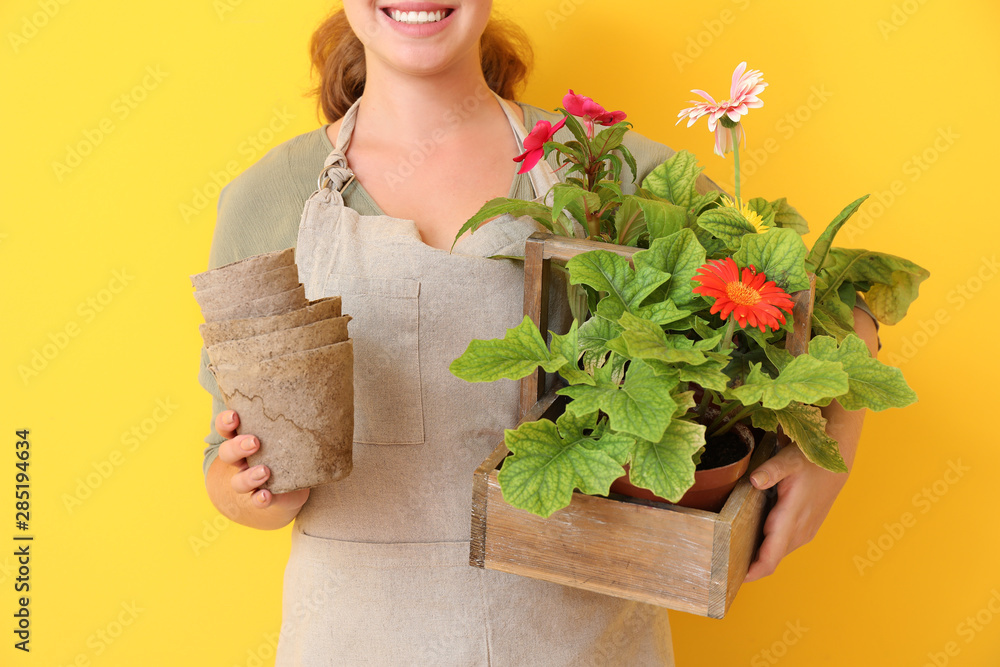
[451,65,927,520]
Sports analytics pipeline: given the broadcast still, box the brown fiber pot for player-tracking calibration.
[609,423,755,513]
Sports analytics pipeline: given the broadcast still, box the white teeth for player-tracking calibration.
[389,9,445,24]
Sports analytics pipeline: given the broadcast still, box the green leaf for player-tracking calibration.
[751,408,779,432]
[632,300,694,326]
[689,190,723,215]
[498,410,636,518]
[617,143,638,186]
[590,122,631,158]
[672,390,697,418]
[545,141,585,164]
[552,183,600,235]
[633,229,708,307]
[559,111,591,148]
[567,250,671,321]
[730,356,849,409]
[770,197,809,234]
[449,315,566,382]
[733,227,811,292]
[613,197,646,246]
[606,350,629,384]
[637,197,690,242]
[641,150,703,208]
[619,311,712,366]
[694,225,730,259]
[676,356,731,392]
[746,197,776,230]
[742,326,793,371]
[549,320,595,386]
[614,195,689,245]
[815,248,930,325]
[809,335,917,411]
[838,281,858,310]
[578,314,622,370]
[558,359,679,441]
[812,292,857,342]
[804,195,870,273]
[812,299,854,341]
[596,179,624,203]
[697,206,756,249]
[773,403,848,473]
[626,419,706,501]
[452,198,555,251]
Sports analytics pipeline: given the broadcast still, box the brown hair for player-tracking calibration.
[308,8,533,122]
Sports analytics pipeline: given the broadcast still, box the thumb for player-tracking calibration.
[749,442,803,490]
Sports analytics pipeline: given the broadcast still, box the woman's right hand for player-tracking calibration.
[215,409,310,518]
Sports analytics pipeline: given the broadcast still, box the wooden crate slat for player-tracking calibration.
[483,475,718,616]
[520,235,550,418]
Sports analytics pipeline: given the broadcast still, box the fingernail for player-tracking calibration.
[751,471,769,488]
[241,437,257,452]
[256,490,267,505]
[225,411,236,425]
[253,466,267,481]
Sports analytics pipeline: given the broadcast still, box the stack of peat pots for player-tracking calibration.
[191,248,354,494]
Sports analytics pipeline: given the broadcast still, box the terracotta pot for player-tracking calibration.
[609,423,755,513]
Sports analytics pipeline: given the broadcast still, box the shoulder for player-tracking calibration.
[208,127,331,269]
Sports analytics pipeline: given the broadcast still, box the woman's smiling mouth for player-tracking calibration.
[382,7,454,25]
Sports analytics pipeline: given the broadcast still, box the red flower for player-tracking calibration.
[562,90,627,135]
[513,116,567,174]
[692,258,795,333]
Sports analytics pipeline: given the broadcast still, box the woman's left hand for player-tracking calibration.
[743,441,849,582]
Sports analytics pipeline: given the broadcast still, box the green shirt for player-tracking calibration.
[198,101,685,479]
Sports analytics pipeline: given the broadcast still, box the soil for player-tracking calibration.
[697,431,750,471]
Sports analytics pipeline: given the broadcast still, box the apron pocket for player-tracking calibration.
[277,526,489,666]
[323,274,424,445]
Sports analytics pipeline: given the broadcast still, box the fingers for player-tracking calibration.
[744,530,791,582]
[215,409,240,440]
[217,434,259,466]
[232,463,270,495]
[219,434,273,507]
[744,505,794,582]
[749,443,805,490]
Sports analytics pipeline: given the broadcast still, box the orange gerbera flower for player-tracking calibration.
[692,257,795,333]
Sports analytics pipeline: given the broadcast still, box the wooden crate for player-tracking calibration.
[469,232,814,619]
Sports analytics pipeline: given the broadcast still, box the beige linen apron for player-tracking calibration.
[274,91,675,666]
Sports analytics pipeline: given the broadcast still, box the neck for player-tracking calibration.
[354,51,503,143]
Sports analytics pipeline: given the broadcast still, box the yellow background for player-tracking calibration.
[2,0,997,664]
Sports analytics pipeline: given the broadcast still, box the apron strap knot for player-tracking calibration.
[317,150,355,193]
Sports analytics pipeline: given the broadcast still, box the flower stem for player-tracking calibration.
[696,387,715,418]
[731,127,741,207]
[706,401,741,433]
[718,317,738,354]
[710,405,757,438]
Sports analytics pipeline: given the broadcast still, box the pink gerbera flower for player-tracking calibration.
[676,62,767,157]
[513,116,567,174]
[692,257,793,333]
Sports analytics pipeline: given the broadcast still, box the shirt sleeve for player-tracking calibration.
[196,138,318,481]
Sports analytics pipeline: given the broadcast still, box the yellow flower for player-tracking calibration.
[721,195,769,234]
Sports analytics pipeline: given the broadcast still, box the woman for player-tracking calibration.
[199,1,878,664]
